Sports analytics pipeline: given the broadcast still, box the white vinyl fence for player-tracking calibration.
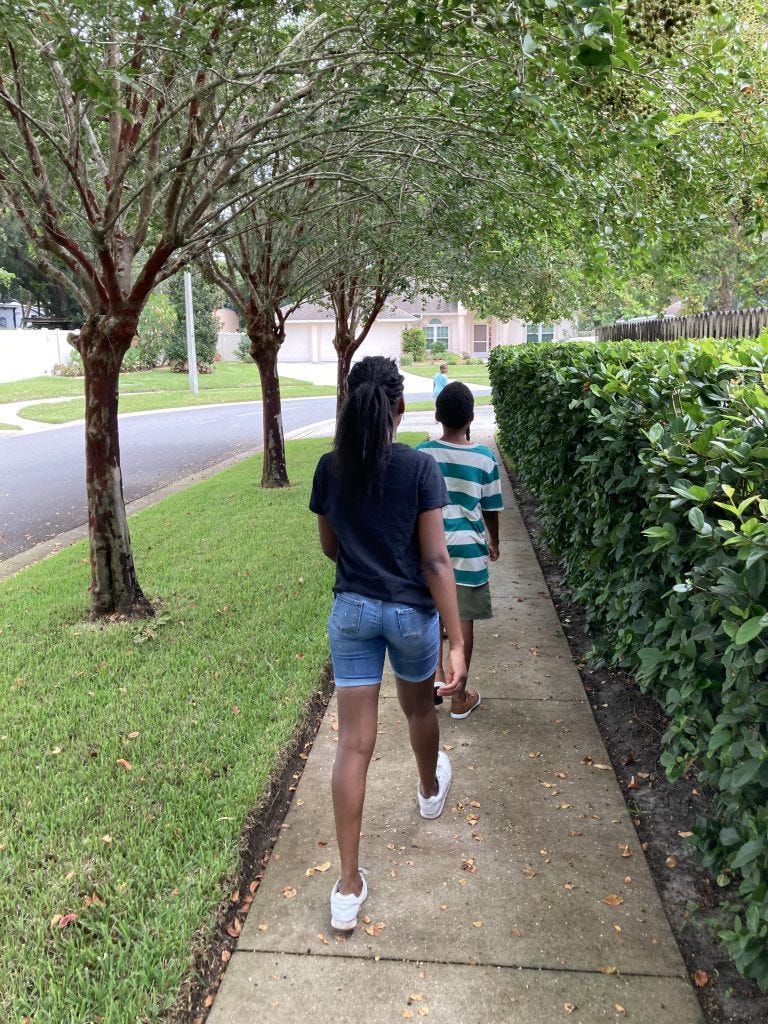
[0,328,75,383]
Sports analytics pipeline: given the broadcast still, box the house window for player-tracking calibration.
[423,318,449,349]
[526,323,554,343]
[473,323,489,354]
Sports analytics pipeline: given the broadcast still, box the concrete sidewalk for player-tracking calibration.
[207,434,704,1024]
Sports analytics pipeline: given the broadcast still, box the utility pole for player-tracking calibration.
[184,270,199,395]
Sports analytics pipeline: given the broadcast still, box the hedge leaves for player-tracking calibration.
[490,336,768,988]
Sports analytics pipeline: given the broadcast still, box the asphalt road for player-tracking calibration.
[0,395,362,561]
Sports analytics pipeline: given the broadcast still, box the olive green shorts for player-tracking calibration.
[457,582,493,621]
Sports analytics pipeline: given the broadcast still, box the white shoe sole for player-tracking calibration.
[331,915,358,931]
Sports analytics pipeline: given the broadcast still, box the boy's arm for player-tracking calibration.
[482,510,500,561]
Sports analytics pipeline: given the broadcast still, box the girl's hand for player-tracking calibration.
[436,648,467,697]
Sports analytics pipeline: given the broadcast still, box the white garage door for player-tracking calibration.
[279,328,311,361]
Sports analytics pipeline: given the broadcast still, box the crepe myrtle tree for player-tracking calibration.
[197,141,413,487]
[199,162,337,487]
[0,1,390,616]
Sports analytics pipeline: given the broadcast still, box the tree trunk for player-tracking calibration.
[78,319,154,619]
[335,331,355,420]
[249,331,289,487]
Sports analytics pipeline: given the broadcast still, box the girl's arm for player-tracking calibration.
[317,515,338,562]
[418,508,467,695]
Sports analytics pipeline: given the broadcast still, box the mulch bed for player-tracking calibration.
[506,466,768,1024]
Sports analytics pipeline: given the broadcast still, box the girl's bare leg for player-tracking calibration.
[395,675,440,797]
[332,684,380,894]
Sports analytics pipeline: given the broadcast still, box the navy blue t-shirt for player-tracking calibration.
[309,443,449,610]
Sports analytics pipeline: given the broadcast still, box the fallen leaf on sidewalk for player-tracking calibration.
[529,751,542,758]
[602,894,624,906]
[614,1004,626,1015]
[522,868,537,878]
[401,1011,414,1020]
[620,844,633,858]
[563,1003,576,1014]
[418,1008,430,1017]
[592,763,612,771]
[365,921,386,937]
[471,920,483,928]
[316,932,330,945]
[693,970,710,987]
[258,922,268,931]
[600,965,618,974]
[409,993,424,1001]
[281,886,297,899]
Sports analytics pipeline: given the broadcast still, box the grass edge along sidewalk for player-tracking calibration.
[0,436,364,1024]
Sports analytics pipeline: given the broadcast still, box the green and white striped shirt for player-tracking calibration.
[417,440,503,587]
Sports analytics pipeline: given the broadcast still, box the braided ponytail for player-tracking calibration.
[333,356,404,498]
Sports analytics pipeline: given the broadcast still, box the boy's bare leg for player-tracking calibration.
[462,619,475,678]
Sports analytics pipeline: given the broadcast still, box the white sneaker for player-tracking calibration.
[417,751,453,819]
[330,873,368,931]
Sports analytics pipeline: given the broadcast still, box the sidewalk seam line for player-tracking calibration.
[230,947,687,980]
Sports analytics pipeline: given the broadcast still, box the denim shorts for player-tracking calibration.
[328,592,440,687]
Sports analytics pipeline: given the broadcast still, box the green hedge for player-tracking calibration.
[490,337,768,987]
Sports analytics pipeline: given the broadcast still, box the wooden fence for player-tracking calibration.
[596,306,768,343]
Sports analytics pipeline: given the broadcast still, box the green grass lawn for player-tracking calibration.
[0,437,358,1023]
[406,362,491,386]
[0,422,21,431]
[0,363,330,407]
[20,379,335,424]
[405,395,492,413]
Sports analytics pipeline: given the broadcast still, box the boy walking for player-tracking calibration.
[418,381,503,718]
[432,362,449,401]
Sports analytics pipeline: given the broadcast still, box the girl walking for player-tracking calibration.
[310,356,467,931]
